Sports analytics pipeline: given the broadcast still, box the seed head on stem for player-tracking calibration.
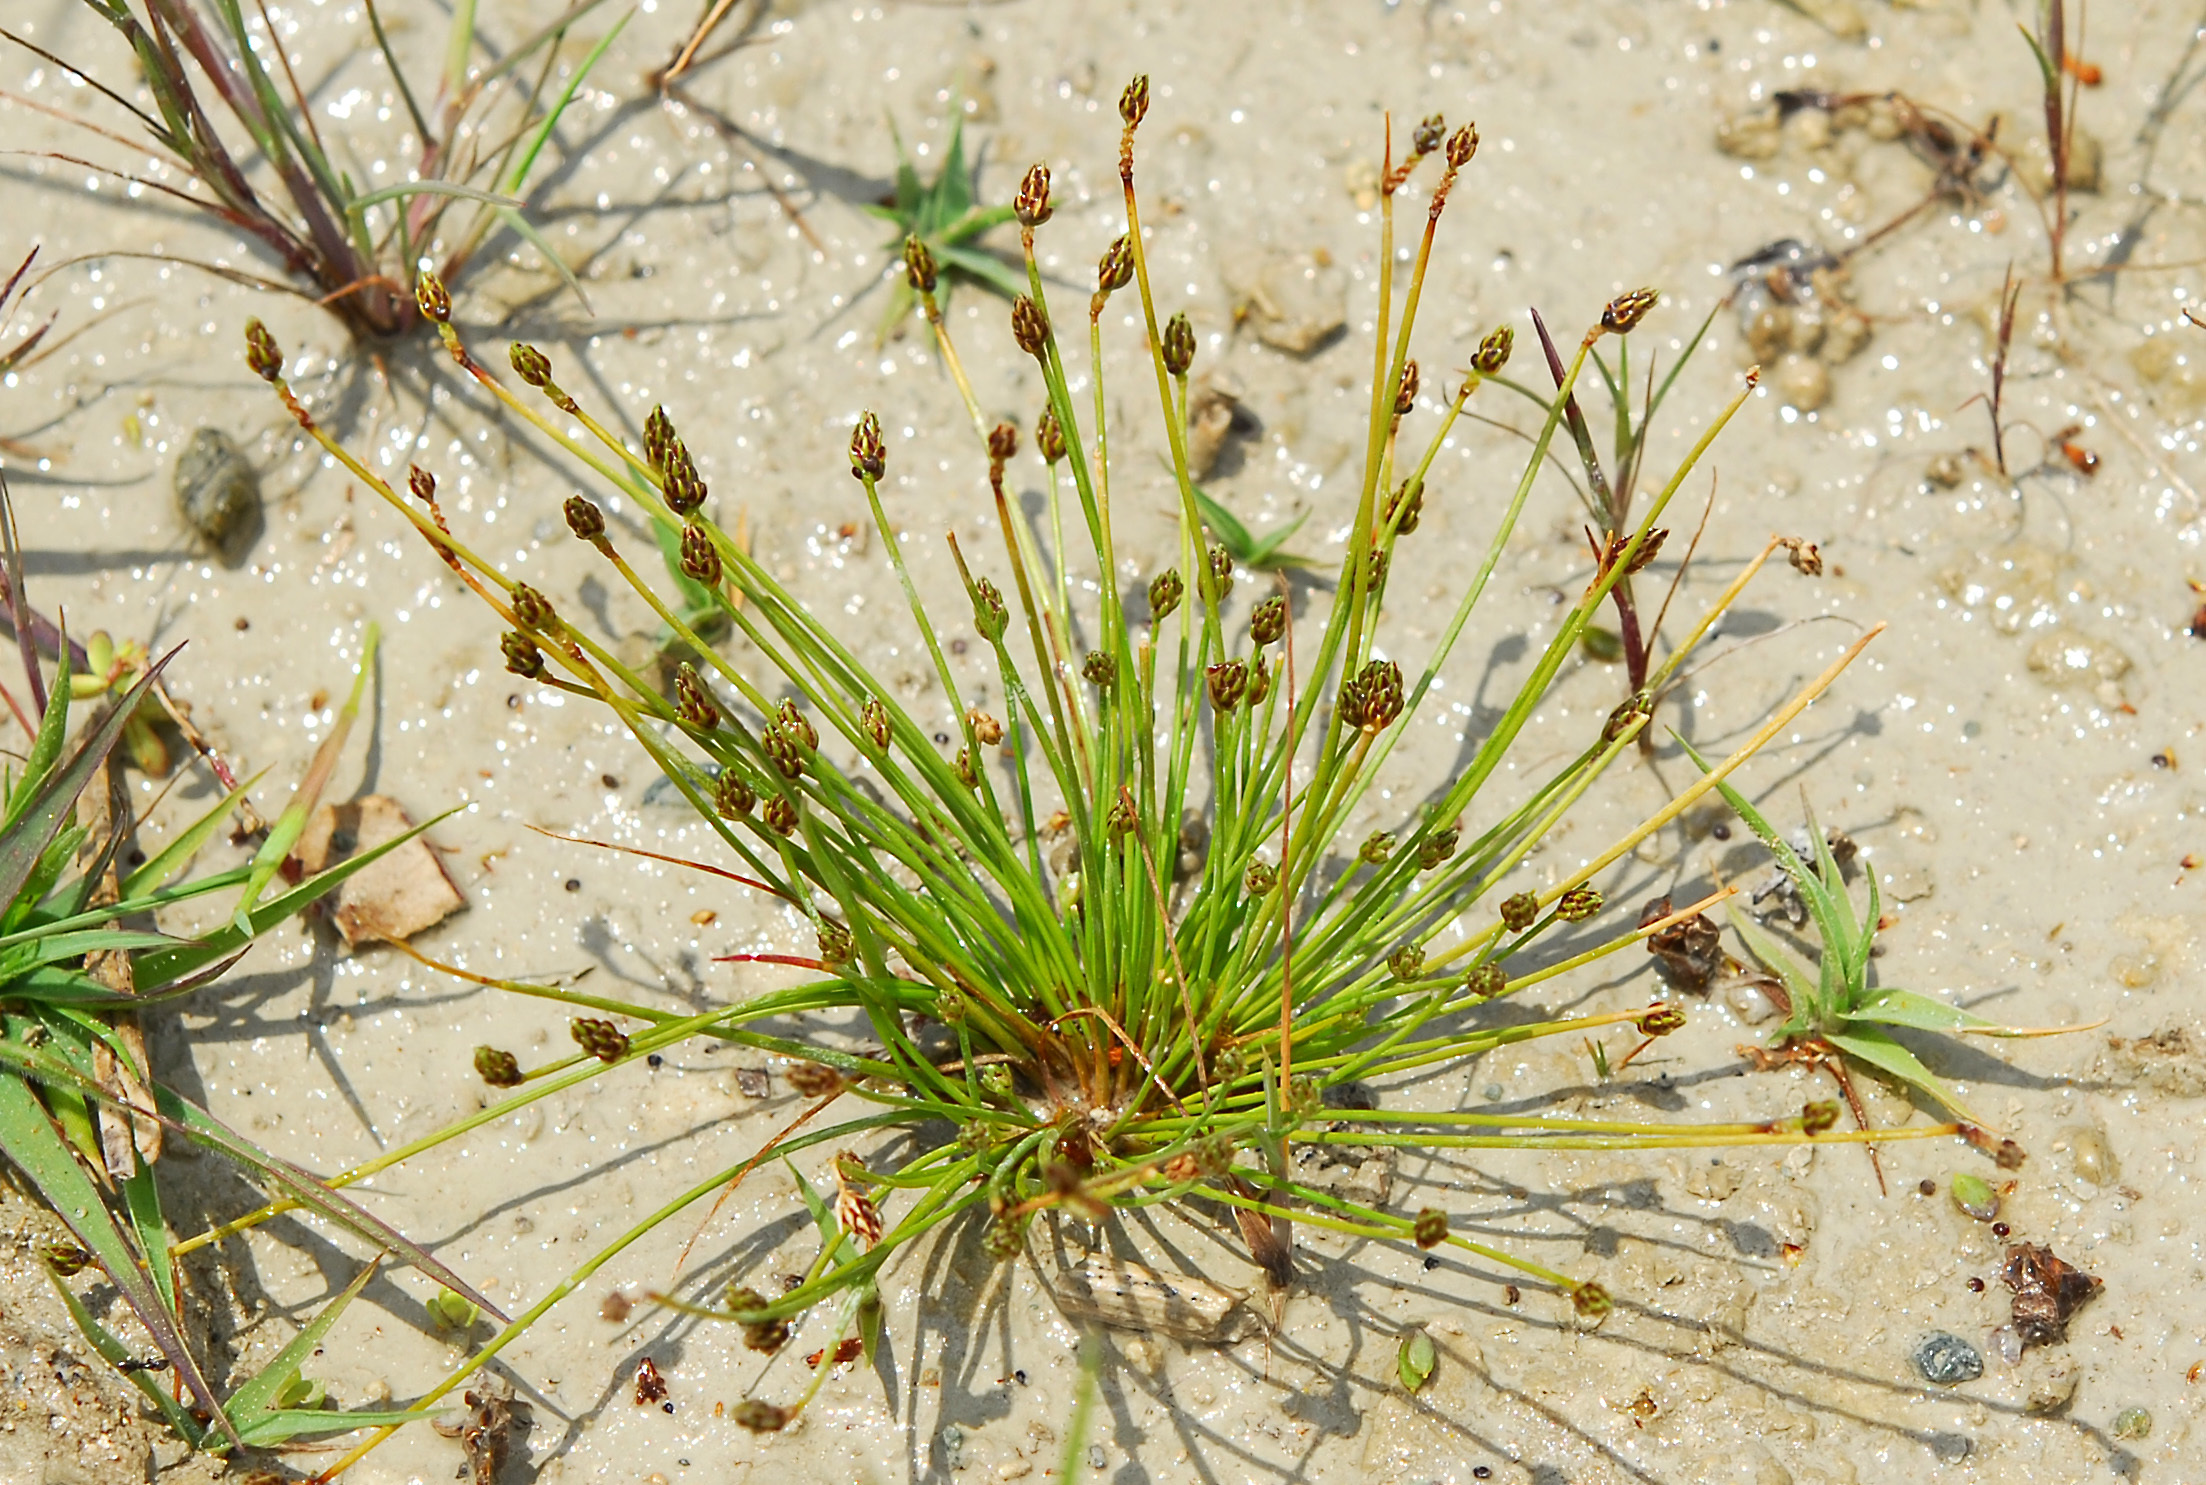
[1011,296,1050,358]
[903,235,938,295]
[660,438,707,515]
[1418,822,1460,869]
[1118,75,1149,180]
[1015,162,1052,228]
[500,632,544,679]
[674,664,720,731]
[1148,568,1183,620]
[1162,313,1195,376]
[1205,659,1247,712]
[510,342,552,388]
[644,405,676,472]
[244,319,284,381]
[712,771,756,818]
[510,583,556,632]
[777,698,816,752]
[563,496,605,542]
[570,1018,629,1062]
[1250,594,1287,646]
[849,412,887,481]
[1201,544,1234,604]
[1557,885,1605,922]
[1036,406,1066,464]
[680,522,722,586]
[1600,287,1660,336]
[1472,325,1514,375]
[1119,74,1150,129]
[1093,235,1134,318]
[415,268,451,324]
[971,577,1009,641]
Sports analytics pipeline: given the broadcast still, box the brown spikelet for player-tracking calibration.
[834,1168,884,1248]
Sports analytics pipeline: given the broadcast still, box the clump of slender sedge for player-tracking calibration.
[233,79,1988,1464]
[4,0,622,337]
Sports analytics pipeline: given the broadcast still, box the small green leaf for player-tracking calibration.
[1580,626,1623,663]
[1841,988,1994,1035]
[121,769,267,898]
[230,1403,439,1449]
[1245,510,1315,567]
[2016,21,2059,95]
[1949,1171,1999,1221]
[1397,1328,1437,1393]
[501,8,633,195]
[1192,485,1255,555]
[1723,905,1817,1033]
[1822,1027,1984,1124]
[1192,486,1317,571]
[427,1289,479,1331]
[226,1260,379,1424]
[273,1371,325,1410]
[931,243,1027,300]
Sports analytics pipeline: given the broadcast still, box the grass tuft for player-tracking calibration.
[4,0,622,338]
[242,79,1983,1462]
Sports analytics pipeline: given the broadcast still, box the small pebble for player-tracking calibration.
[1087,1445,1106,1470]
[2111,1407,2152,1441]
[2064,1125,2118,1186]
[174,426,261,553]
[1913,1331,1984,1385]
[1775,353,1830,412]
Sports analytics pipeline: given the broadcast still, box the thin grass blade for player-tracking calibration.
[0,1075,236,1442]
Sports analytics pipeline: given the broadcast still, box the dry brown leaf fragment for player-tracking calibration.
[292,794,465,947]
[2002,1242,2101,1350]
[1639,895,1726,991]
